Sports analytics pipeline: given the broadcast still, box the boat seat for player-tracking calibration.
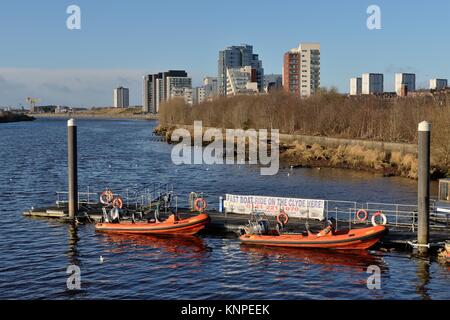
[308,225,335,237]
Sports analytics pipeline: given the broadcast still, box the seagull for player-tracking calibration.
[99,256,104,263]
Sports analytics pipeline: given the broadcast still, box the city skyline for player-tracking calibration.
[1,0,450,106]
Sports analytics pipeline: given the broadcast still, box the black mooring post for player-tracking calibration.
[68,119,78,220]
[417,121,431,253]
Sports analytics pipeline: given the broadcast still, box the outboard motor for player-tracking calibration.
[326,217,336,230]
[109,207,120,223]
[249,219,270,235]
[241,211,272,235]
[102,207,109,223]
[163,193,171,208]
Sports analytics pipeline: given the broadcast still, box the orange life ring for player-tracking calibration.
[112,196,123,209]
[276,212,289,225]
[100,190,114,205]
[356,209,368,222]
[194,198,207,212]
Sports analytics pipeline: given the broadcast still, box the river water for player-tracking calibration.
[0,118,448,300]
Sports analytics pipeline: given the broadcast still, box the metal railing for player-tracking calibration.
[56,186,98,207]
[324,199,450,231]
[54,187,449,232]
[55,183,181,215]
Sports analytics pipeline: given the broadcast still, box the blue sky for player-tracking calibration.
[0,0,449,107]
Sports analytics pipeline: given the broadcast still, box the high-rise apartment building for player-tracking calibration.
[218,45,264,96]
[282,43,320,97]
[143,74,159,114]
[170,87,194,106]
[113,87,129,108]
[430,79,448,90]
[395,73,416,96]
[283,50,300,96]
[362,73,384,95]
[142,70,189,113]
[193,87,206,105]
[203,77,219,99]
[226,66,259,96]
[166,76,192,99]
[349,77,362,95]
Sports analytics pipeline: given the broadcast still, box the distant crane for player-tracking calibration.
[25,97,39,113]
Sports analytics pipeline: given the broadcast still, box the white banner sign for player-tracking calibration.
[224,194,325,220]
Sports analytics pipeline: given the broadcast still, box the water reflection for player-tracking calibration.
[98,233,208,255]
[4,119,450,299]
[65,222,86,298]
[241,245,387,272]
[67,223,80,266]
[415,256,431,300]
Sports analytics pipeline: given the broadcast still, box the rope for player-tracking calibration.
[407,241,430,249]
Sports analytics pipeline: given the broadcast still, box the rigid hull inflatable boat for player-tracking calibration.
[240,224,387,250]
[95,213,210,236]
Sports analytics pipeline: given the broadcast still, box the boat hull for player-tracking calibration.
[95,213,210,236]
[239,225,387,250]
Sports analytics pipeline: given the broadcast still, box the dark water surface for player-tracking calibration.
[0,118,449,299]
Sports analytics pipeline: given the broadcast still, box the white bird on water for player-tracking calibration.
[99,256,104,263]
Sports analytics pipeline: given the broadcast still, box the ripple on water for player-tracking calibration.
[0,119,449,299]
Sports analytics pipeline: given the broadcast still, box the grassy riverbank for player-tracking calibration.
[281,142,421,178]
[30,107,157,120]
[154,124,425,179]
[0,111,35,123]
[156,91,450,179]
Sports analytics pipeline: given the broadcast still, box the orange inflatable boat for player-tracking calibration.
[95,213,210,236]
[239,225,387,250]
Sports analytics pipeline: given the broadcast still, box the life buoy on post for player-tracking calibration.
[112,196,123,209]
[356,209,369,222]
[371,211,387,226]
[100,190,114,205]
[276,212,289,226]
[194,198,207,212]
